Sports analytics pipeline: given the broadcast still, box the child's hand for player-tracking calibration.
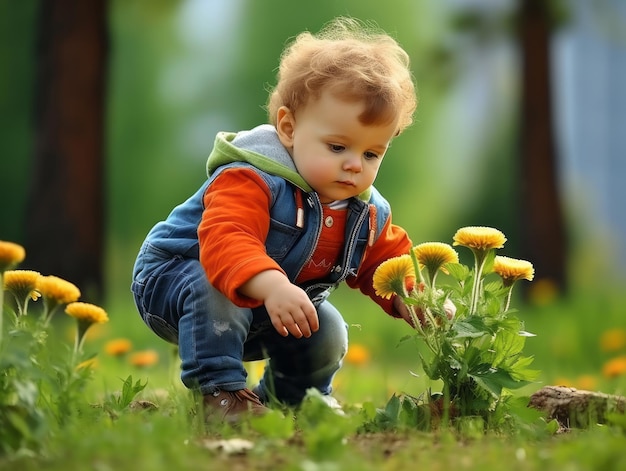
[264,283,319,338]
[394,296,456,327]
[239,270,319,338]
[394,297,421,326]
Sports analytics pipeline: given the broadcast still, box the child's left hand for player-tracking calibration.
[393,296,456,328]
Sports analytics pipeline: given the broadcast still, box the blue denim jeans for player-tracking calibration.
[131,242,348,405]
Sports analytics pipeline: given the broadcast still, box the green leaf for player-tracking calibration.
[109,375,148,410]
[461,345,484,370]
[482,292,505,316]
[470,368,524,398]
[250,409,294,439]
[492,329,525,367]
[297,390,361,457]
[360,401,377,422]
[545,418,561,435]
[444,262,469,282]
[383,394,401,420]
[452,317,488,339]
[420,353,441,380]
[483,249,496,272]
[507,355,540,382]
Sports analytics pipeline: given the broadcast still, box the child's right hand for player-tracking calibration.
[239,270,319,338]
[264,283,319,338]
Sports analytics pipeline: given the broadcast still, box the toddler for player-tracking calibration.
[131,17,418,423]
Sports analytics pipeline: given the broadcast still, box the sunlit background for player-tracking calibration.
[2,0,626,404]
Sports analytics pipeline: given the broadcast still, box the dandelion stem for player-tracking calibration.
[74,320,87,356]
[409,306,438,355]
[409,248,425,286]
[40,298,51,326]
[429,270,438,289]
[503,286,513,312]
[19,298,28,317]
[43,304,60,327]
[469,251,487,315]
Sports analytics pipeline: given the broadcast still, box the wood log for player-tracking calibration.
[528,385,625,429]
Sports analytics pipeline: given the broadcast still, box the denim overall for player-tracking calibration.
[131,127,391,404]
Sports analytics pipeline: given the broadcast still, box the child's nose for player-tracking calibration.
[343,154,362,172]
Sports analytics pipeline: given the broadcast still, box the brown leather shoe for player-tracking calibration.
[203,388,270,423]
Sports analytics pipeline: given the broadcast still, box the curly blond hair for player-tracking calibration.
[266,17,417,135]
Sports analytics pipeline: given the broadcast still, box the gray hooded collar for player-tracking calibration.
[206,124,372,200]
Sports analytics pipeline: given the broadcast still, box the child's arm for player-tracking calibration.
[199,169,285,306]
[239,269,319,338]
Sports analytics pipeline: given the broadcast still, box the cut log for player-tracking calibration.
[528,385,625,429]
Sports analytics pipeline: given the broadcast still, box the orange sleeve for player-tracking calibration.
[198,168,285,307]
[346,215,412,317]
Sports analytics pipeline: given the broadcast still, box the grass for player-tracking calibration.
[2,262,626,470]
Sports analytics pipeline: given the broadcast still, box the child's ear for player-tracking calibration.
[276,106,295,149]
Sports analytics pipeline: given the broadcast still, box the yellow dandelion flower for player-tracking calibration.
[373,255,415,299]
[600,328,626,353]
[413,242,459,268]
[413,242,459,285]
[602,356,626,378]
[129,350,159,368]
[66,302,109,353]
[453,226,506,251]
[453,226,506,315]
[0,241,26,272]
[37,275,81,305]
[37,275,81,324]
[65,302,109,324]
[493,256,535,287]
[4,270,41,297]
[345,343,371,366]
[3,270,41,315]
[105,338,133,357]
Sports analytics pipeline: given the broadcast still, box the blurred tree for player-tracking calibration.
[24,0,108,301]
[0,1,37,243]
[518,0,567,293]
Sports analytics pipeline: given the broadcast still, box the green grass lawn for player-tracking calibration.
[2,266,626,470]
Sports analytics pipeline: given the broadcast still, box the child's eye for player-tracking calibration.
[364,151,380,160]
[328,144,345,153]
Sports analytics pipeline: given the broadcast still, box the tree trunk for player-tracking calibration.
[529,385,626,430]
[518,0,568,294]
[24,0,108,301]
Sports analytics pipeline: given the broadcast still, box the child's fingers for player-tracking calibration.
[270,312,306,338]
[287,310,311,337]
[269,316,290,337]
[305,309,319,333]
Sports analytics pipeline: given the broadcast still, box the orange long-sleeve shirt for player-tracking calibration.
[198,167,412,317]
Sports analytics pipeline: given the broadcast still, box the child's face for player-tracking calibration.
[276,91,399,203]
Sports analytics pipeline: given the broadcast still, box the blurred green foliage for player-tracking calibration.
[1,1,520,258]
[0,0,38,243]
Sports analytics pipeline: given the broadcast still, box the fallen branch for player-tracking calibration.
[528,385,625,429]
